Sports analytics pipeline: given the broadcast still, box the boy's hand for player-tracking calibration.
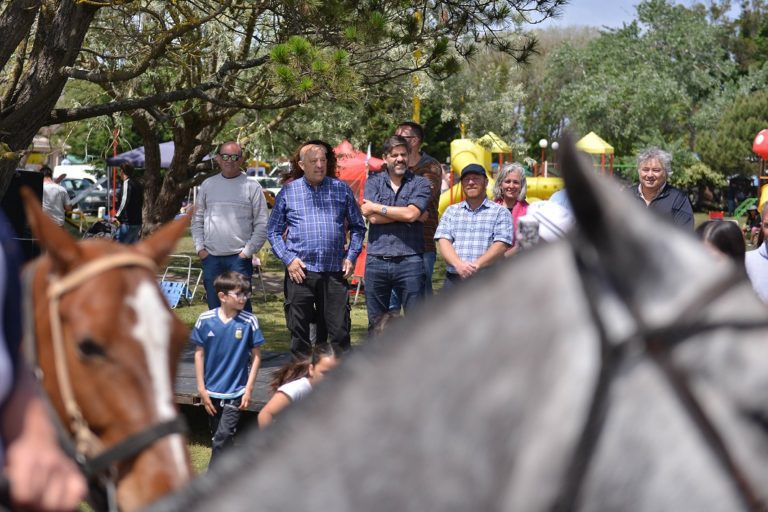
[239,389,252,410]
[199,389,216,416]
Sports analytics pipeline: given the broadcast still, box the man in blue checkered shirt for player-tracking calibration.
[361,135,432,332]
[268,140,366,355]
[434,163,512,289]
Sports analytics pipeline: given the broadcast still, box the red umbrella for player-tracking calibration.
[753,129,768,159]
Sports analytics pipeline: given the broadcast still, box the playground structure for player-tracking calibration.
[439,137,564,217]
[575,132,614,176]
[753,128,768,212]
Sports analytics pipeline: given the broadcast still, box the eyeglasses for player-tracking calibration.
[219,154,241,162]
[227,291,251,300]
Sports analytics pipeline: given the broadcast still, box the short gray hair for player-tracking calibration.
[493,163,527,201]
[636,147,672,175]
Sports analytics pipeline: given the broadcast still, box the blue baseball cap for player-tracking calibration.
[460,163,486,179]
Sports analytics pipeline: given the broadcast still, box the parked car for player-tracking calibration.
[59,177,108,214]
[248,176,281,208]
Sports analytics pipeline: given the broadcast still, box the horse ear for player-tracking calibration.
[20,186,82,270]
[135,213,191,267]
[559,132,616,249]
[559,132,715,314]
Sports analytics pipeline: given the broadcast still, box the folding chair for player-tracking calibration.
[160,254,203,305]
[251,254,267,303]
[350,245,366,306]
[159,281,186,309]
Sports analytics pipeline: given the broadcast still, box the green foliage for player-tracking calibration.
[697,89,768,176]
[543,0,733,156]
[670,161,727,189]
[726,0,768,73]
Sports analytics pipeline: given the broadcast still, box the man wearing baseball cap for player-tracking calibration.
[434,163,512,289]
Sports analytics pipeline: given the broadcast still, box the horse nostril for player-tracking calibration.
[78,338,106,358]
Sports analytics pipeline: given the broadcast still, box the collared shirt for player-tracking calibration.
[631,182,694,230]
[268,176,366,272]
[365,169,432,256]
[434,197,512,274]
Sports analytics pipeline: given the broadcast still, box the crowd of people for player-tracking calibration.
[16,126,768,494]
[187,129,730,467]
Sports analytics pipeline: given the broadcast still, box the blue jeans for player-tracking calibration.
[388,250,436,311]
[201,253,254,312]
[116,224,141,244]
[365,254,425,332]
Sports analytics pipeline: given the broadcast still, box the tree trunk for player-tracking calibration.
[0,0,99,198]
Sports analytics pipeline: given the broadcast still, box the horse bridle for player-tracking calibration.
[22,253,187,507]
[551,245,768,512]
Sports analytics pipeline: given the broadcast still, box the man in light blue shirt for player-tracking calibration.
[434,163,512,289]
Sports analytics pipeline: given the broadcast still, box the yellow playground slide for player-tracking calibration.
[438,138,564,217]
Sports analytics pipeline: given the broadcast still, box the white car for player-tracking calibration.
[247,176,282,208]
[248,176,281,196]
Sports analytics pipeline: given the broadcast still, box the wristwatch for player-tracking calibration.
[381,206,388,216]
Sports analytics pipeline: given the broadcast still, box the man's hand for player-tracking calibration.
[198,389,216,416]
[288,258,307,283]
[197,249,209,260]
[5,429,87,511]
[360,199,380,217]
[238,251,249,259]
[342,259,354,279]
[454,260,477,279]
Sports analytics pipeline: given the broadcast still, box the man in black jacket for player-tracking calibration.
[631,147,693,231]
[115,163,143,243]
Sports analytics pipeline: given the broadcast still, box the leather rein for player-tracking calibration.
[551,247,768,512]
[22,253,187,502]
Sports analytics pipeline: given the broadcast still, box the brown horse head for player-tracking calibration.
[21,188,193,511]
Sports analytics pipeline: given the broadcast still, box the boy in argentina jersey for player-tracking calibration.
[191,271,265,466]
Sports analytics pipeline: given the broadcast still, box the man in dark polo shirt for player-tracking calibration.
[361,135,432,331]
[630,147,693,231]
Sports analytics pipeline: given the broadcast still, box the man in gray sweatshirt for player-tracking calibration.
[192,141,268,312]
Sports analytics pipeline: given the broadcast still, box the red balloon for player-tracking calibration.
[753,129,768,159]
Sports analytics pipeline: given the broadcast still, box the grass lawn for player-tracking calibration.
[166,229,446,472]
[83,212,727,474]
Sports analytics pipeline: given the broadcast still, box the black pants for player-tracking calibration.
[208,398,241,468]
[284,270,351,356]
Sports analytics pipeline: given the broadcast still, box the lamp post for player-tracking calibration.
[538,138,548,177]
[551,141,559,172]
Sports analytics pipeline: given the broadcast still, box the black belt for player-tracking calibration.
[371,254,418,261]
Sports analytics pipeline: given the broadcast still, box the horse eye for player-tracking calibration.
[78,338,106,358]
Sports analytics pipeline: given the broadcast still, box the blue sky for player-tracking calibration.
[540,0,740,28]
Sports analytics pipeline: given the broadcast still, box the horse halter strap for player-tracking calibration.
[46,253,157,456]
[556,248,768,512]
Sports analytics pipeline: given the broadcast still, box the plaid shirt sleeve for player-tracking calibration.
[493,207,513,245]
[434,205,456,241]
[344,185,366,263]
[266,189,298,266]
